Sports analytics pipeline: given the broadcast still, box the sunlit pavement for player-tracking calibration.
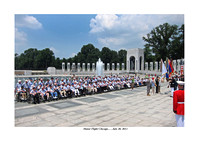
[15,82,176,127]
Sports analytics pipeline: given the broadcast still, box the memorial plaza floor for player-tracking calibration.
[15,82,176,127]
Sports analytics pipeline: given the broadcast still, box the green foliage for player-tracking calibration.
[15,43,127,70]
[15,48,55,70]
[143,23,184,61]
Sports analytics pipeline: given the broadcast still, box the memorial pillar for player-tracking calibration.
[72,63,76,72]
[177,59,180,74]
[117,63,120,71]
[150,62,153,71]
[122,63,124,71]
[103,63,105,71]
[173,60,176,73]
[112,63,115,71]
[82,63,85,72]
[107,63,110,71]
[92,63,95,72]
[67,63,70,72]
[155,62,158,72]
[62,62,65,73]
[145,62,148,71]
[77,63,80,72]
[87,63,90,72]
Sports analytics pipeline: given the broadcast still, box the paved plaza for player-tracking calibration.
[15,82,176,127]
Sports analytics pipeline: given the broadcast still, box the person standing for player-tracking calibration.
[151,77,156,95]
[169,76,176,97]
[173,81,185,127]
[155,76,159,93]
[131,76,135,91]
[146,78,151,96]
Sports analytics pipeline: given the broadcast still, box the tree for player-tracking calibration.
[15,48,55,70]
[143,23,183,61]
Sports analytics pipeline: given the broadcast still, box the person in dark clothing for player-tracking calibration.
[146,78,151,96]
[155,76,159,93]
[169,76,177,97]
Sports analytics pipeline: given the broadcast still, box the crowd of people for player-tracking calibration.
[15,75,150,104]
[15,73,185,127]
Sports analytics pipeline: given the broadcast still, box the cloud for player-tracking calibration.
[89,14,184,50]
[70,52,76,58]
[15,15,42,29]
[15,28,28,53]
[50,46,59,57]
[15,28,27,43]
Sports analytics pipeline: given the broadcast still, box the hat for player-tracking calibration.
[18,80,21,82]
[177,81,185,85]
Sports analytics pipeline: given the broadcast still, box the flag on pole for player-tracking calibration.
[168,59,172,74]
[161,59,167,79]
[169,59,174,73]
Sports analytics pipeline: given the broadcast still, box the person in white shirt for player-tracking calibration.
[30,87,40,104]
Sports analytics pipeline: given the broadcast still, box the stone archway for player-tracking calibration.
[130,56,135,71]
[139,56,142,70]
[126,48,144,73]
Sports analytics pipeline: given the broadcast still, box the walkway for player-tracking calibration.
[15,82,176,127]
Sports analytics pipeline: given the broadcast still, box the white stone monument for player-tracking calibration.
[150,62,153,71]
[117,63,120,71]
[122,63,124,71]
[67,63,70,72]
[47,67,56,75]
[62,62,65,73]
[87,63,90,72]
[112,63,115,71]
[145,62,148,71]
[107,63,110,71]
[126,48,144,72]
[92,63,95,72]
[155,62,158,71]
[77,63,80,72]
[82,63,85,72]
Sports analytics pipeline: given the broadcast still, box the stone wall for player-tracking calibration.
[46,58,184,76]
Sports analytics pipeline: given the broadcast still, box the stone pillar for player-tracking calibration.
[127,60,129,72]
[87,63,90,72]
[77,63,80,72]
[47,67,56,75]
[159,61,161,72]
[72,63,76,72]
[82,63,85,72]
[103,63,105,71]
[135,59,138,72]
[107,63,110,71]
[67,63,70,72]
[155,62,158,71]
[62,62,65,73]
[150,62,153,71]
[92,63,95,72]
[173,60,176,73]
[117,63,120,71]
[122,63,124,71]
[145,62,148,71]
[177,59,180,74]
[112,63,115,71]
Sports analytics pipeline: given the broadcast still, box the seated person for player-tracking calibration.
[60,83,66,98]
[30,87,40,104]
[17,86,27,101]
[47,84,58,99]
[39,86,49,101]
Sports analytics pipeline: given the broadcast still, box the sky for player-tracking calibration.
[15,14,184,59]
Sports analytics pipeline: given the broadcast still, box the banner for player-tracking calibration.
[161,59,167,79]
